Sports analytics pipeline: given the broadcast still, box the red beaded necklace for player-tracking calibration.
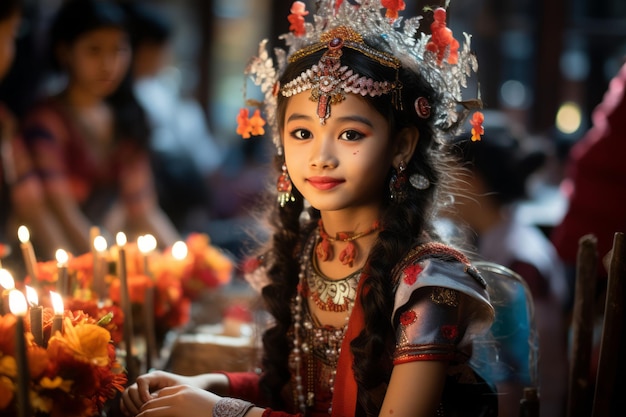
[315,219,381,267]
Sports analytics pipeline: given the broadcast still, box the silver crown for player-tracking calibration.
[243,0,479,152]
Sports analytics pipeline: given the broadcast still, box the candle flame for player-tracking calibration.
[49,291,64,315]
[17,225,30,243]
[172,241,188,260]
[25,285,38,305]
[9,289,27,316]
[55,249,69,265]
[0,269,15,289]
[94,235,108,252]
[138,234,157,254]
[116,232,127,247]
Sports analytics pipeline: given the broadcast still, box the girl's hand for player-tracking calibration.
[120,371,198,416]
[136,385,222,417]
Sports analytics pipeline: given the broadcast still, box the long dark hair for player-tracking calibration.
[48,0,149,148]
[256,36,464,415]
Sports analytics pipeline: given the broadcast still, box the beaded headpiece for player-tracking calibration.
[237,0,484,151]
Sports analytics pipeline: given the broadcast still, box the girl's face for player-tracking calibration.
[283,92,394,212]
[62,27,131,98]
[0,11,20,81]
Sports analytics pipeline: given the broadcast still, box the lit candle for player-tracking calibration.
[138,234,158,371]
[117,232,137,382]
[93,236,108,300]
[17,225,38,282]
[172,240,188,261]
[26,285,43,347]
[9,289,31,417]
[55,249,69,297]
[0,268,15,315]
[49,291,64,336]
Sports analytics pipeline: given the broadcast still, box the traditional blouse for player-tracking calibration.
[20,97,154,222]
[226,241,496,417]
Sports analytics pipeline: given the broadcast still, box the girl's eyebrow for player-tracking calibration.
[286,113,374,127]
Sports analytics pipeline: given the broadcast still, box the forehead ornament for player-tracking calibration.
[280,26,401,124]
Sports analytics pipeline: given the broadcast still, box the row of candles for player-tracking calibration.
[3,225,183,417]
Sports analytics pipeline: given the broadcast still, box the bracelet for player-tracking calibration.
[213,397,255,417]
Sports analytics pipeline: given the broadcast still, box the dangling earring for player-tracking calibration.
[389,161,409,203]
[409,173,430,190]
[277,163,296,207]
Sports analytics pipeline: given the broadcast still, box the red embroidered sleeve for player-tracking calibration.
[221,372,263,404]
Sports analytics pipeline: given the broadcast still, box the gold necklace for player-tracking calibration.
[315,219,380,267]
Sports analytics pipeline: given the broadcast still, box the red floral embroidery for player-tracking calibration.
[402,263,423,285]
[287,1,309,36]
[470,111,485,142]
[400,310,417,326]
[382,0,406,21]
[441,324,458,340]
[425,8,460,65]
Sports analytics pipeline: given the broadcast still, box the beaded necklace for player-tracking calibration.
[291,231,359,415]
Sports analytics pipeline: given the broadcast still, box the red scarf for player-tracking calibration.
[331,273,368,416]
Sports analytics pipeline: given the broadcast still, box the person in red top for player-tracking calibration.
[551,61,626,287]
[13,0,179,258]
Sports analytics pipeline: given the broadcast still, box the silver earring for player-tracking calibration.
[409,173,430,190]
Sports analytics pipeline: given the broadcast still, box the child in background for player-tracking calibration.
[13,0,179,257]
[446,118,569,417]
[121,2,496,416]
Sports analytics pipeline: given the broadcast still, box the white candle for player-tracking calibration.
[138,234,158,371]
[55,249,69,297]
[17,225,38,282]
[26,285,43,347]
[9,289,31,417]
[49,291,64,336]
[116,232,137,382]
[93,236,108,300]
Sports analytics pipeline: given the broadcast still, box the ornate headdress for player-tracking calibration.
[237,0,484,151]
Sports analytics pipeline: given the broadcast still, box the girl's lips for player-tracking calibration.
[307,176,345,190]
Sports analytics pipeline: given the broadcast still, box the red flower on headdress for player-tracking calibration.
[426,8,460,65]
[236,108,266,138]
[249,109,266,136]
[382,0,406,21]
[287,1,309,36]
[470,111,485,142]
[399,310,417,326]
[236,108,252,139]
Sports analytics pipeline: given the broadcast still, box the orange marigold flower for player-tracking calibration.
[287,1,308,36]
[249,109,266,136]
[382,0,405,21]
[236,108,252,139]
[470,111,485,142]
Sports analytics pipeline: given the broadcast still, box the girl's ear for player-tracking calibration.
[392,127,419,168]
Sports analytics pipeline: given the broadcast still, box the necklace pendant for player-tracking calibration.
[307,391,315,407]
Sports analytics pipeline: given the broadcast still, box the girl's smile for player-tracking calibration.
[306,176,345,190]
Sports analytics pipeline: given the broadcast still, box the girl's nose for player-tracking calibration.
[309,136,338,169]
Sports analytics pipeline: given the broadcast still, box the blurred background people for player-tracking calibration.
[443,112,569,417]
[9,0,179,260]
[122,1,225,234]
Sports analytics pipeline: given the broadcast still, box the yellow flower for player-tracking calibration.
[0,355,16,378]
[39,376,72,393]
[48,318,111,367]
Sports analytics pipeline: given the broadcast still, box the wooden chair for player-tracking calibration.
[566,232,625,417]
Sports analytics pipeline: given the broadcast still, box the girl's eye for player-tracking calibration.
[339,130,364,141]
[290,129,312,140]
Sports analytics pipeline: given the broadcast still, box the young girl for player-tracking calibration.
[121,1,495,416]
[12,0,179,258]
